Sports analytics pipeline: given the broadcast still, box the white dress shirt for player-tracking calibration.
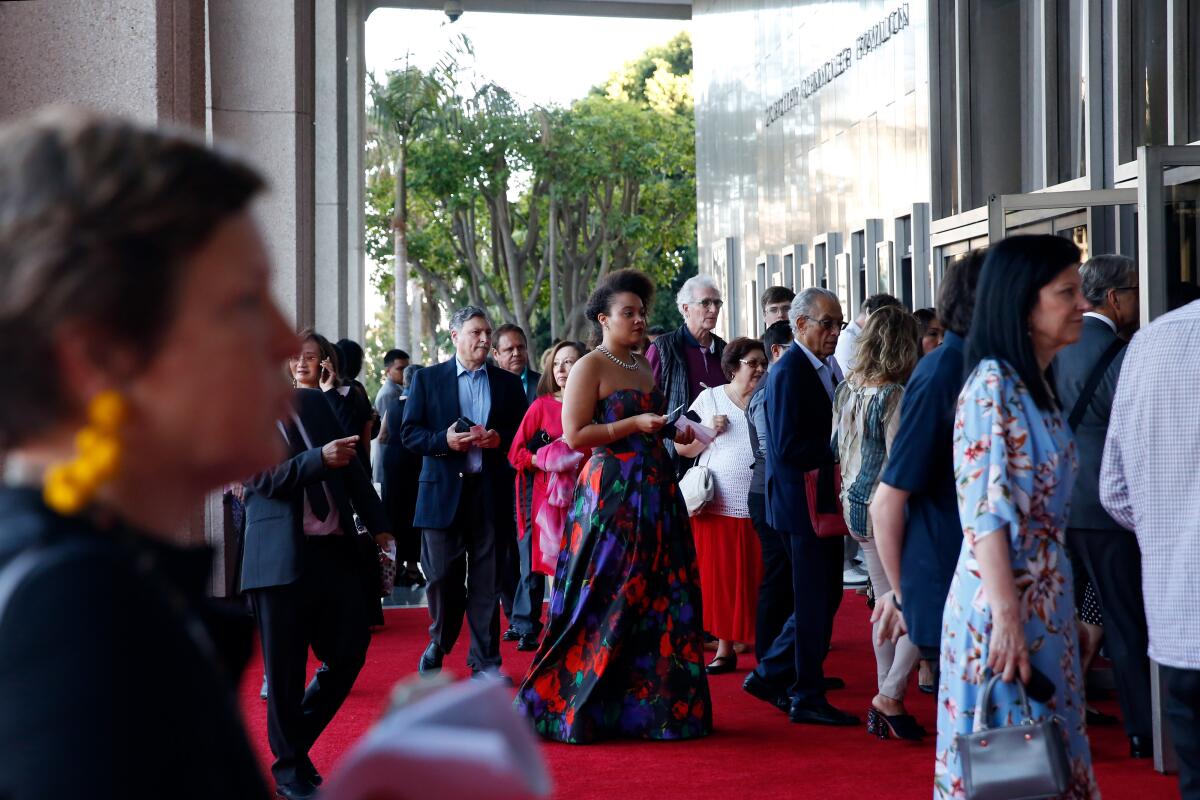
[833,319,862,375]
[1101,300,1200,670]
[795,339,843,400]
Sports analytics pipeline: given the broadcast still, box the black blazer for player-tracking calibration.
[764,341,838,534]
[1052,315,1128,530]
[400,358,527,531]
[240,388,389,592]
[0,488,268,799]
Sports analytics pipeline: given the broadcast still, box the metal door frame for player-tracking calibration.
[1138,145,1200,323]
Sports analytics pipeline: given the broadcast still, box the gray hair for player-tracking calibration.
[788,287,840,329]
[676,274,721,314]
[402,363,424,385]
[1080,254,1136,307]
[449,305,489,333]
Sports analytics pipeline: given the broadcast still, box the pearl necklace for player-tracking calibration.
[597,345,639,371]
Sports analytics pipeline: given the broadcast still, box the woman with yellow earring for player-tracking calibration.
[0,110,296,799]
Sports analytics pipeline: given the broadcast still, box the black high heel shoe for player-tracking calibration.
[866,707,926,741]
[705,654,737,674]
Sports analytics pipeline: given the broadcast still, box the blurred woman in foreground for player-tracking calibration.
[0,109,294,798]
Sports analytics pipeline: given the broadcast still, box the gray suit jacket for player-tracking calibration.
[1053,315,1127,530]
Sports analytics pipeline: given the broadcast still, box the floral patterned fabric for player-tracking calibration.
[515,388,713,744]
[935,359,1099,799]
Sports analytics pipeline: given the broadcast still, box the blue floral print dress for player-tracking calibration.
[515,388,712,744]
[935,359,1099,799]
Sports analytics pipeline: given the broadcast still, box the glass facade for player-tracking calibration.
[694,0,1200,337]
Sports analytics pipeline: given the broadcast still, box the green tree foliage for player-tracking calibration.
[365,31,695,355]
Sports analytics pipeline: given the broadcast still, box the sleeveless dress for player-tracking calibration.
[515,388,713,743]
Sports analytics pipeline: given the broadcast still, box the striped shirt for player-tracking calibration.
[1100,300,1200,670]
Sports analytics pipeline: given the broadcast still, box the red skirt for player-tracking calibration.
[691,513,763,643]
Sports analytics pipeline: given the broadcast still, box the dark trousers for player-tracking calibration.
[749,491,793,662]
[422,478,501,670]
[754,527,844,705]
[507,527,546,636]
[1068,527,1153,739]
[1162,665,1200,799]
[249,536,370,785]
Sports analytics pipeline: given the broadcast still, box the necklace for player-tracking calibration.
[597,345,639,371]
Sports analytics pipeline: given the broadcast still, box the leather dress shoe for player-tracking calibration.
[1129,735,1153,759]
[275,780,318,800]
[517,633,540,651]
[742,672,790,713]
[502,627,521,642]
[823,676,846,690]
[789,698,861,726]
[418,641,444,675]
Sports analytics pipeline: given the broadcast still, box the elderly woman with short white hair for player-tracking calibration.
[645,275,728,467]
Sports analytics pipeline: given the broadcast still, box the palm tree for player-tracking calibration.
[369,57,442,351]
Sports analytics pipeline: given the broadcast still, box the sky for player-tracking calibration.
[365,8,689,109]
[362,8,689,318]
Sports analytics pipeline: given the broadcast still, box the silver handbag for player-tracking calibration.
[956,674,1071,800]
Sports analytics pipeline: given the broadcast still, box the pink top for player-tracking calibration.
[507,395,586,573]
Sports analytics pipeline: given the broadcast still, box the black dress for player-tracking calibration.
[0,487,269,799]
[380,393,422,567]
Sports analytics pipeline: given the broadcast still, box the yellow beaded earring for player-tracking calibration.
[43,390,127,515]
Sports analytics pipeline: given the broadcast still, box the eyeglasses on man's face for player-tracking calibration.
[801,315,848,332]
[693,298,723,310]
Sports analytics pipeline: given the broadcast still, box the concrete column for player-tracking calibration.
[345,0,368,341]
[314,0,349,340]
[0,0,205,129]
[208,0,316,329]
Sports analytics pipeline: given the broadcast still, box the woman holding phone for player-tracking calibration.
[517,269,711,744]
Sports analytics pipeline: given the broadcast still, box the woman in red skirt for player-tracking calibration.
[675,337,766,674]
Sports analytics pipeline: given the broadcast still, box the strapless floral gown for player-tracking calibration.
[515,389,713,743]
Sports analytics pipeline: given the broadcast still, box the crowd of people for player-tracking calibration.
[1,109,1198,800]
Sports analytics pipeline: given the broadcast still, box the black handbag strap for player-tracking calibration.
[1067,338,1125,432]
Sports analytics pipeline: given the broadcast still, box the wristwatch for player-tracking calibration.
[891,594,903,612]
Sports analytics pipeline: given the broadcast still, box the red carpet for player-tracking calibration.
[239,593,1181,799]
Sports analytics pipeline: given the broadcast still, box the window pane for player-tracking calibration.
[1057,0,1087,182]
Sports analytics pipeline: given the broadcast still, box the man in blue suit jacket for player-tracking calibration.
[743,287,859,727]
[402,306,527,679]
[242,386,392,799]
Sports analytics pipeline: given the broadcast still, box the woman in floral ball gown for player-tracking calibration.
[934,235,1099,799]
[516,269,713,744]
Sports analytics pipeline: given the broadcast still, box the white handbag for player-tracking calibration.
[678,390,717,516]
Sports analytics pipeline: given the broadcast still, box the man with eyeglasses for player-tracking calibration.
[1053,254,1151,760]
[743,287,859,727]
[646,274,728,471]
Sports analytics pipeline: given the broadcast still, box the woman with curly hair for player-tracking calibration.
[516,269,712,744]
[832,305,924,740]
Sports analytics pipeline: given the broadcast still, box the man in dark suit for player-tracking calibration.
[491,322,542,644]
[743,287,859,727]
[402,307,526,679]
[242,387,392,800]
[1054,253,1152,759]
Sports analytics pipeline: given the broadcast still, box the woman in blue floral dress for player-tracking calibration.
[935,236,1099,799]
[516,269,712,744]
